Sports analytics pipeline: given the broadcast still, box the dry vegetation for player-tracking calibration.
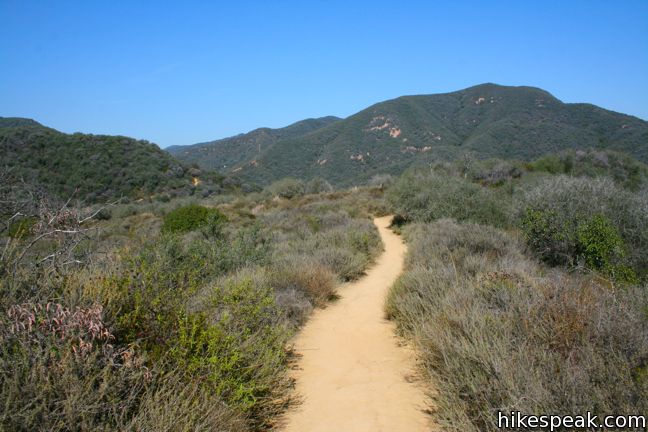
[386,158,648,430]
[0,177,384,431]
[3,147,647,431]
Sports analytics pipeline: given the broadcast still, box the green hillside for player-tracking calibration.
[0,117,43,128]
[0,118,230,202]
[166,116,340,171]
[170,84,648,186]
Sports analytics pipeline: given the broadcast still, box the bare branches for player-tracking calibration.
[0,167,119,281]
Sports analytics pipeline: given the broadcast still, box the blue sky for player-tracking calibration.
[1,1,647,148]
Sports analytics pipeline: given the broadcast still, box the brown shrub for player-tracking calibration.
[270,257,338,307]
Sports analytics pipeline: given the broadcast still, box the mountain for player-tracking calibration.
[0,117,43,128]
[166,116,341,171]
[0,118,230,203]
[169,84,648,186]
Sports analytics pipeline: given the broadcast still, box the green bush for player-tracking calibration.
[387,169,510,227]
[522,210,637,281]
[305,177,334,194]
[518,176,648,278]
[576,214,635,279]
[7,216,37,238]
[387,220,648,431]
[267,178,305,199]
[521,208,574,266]
[161,204,226,235]
[170,276,291,416]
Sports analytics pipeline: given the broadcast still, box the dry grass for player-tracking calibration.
[1,185,384,431]
[270,258,338,307]
[387,220,648,431]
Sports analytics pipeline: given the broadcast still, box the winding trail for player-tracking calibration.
[281,216,434,432]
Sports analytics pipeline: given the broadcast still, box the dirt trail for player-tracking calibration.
[281,216,435,432]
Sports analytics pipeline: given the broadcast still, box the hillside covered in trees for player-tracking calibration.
[0,118,233,202]
[169,84,648,186]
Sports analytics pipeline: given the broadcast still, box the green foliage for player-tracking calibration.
[7,216,37,239]
[161,204,226,235]
[528,153,566,174]
[0,120,228,203]
[170,277,290,413]
[519,176,648,278]
[387,220,648,431]
[521,208,573,265]
[577,215,638,282]
[576,214,623,270]
[170,84,648,187]
[267,177,305,199]
[529,149,648,190]
[387,169,509,227]
[522,210,637,281]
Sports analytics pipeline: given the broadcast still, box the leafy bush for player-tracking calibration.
[169,276,292,419]
[528,149,648,190]
[576,214,637,281]
[518,176,648,278]
[387,169,510,227]
[266,178,305,199]
[0,180,384,430]
[305,177,334,194]
[522,210,636,281]
[387,220,648,431]
[161,204,226,235]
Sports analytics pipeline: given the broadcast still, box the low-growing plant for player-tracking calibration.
[305,177,334,194]
[161,204,226,235]
[267,178,305,199]
[387,169,510,227]
[169,276,292,420]
[518,175,648,278]
[269,256,338,306]
[387,220,648,431]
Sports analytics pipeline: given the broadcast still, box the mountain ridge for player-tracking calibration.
[0,117,232,202]
[166,116,341,171]
[168,83,648,186]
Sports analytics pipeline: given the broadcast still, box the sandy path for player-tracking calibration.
[280,216,434,432]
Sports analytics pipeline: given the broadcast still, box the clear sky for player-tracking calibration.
[1,1,647,148]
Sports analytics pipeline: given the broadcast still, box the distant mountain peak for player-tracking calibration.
[0,117,43,128]
[167,115,342,170]
[168,84,648,186]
